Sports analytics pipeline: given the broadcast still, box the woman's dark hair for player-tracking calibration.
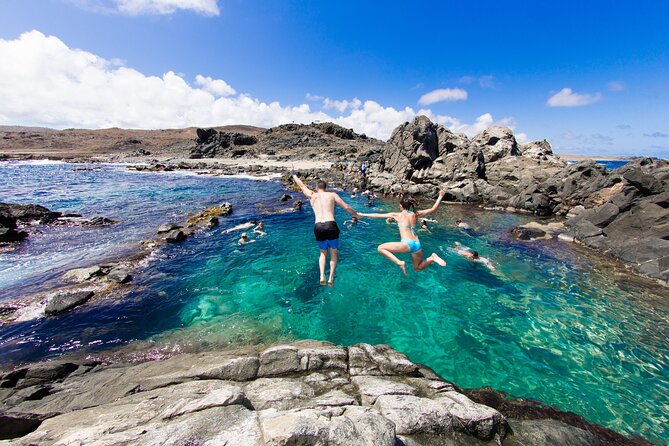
[471,251,479,259]
[400,194,417,211]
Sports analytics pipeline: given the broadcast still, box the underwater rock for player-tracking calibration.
[44,291,94,316]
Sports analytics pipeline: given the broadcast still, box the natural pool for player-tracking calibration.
[1,162,667,444]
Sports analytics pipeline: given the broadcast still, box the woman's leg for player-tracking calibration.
[411,250,446,271]
[378,242,411,275]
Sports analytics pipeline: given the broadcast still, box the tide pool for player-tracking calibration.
[0,162,668,444]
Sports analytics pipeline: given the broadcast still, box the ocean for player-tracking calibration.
[0,161,667,443]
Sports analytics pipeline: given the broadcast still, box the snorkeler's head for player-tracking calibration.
[241,232,248,238]
[471,251,479,259]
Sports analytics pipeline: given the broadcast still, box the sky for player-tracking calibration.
[0,0,668,157]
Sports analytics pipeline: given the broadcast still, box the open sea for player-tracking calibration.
[0,161,667,444]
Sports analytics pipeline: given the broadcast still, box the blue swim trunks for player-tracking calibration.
[314,221,340,250]
[317,238,339,250]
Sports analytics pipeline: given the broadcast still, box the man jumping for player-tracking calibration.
[291,169,359,287]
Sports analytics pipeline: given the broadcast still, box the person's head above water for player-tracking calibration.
[316,180,327,191]
[471,251,479,259]
[352,216,358,222]
[456,219,462,224]
[258,221,264,227]
[421,219,428,227]
[400,194,417,212]
[241,232,248,239]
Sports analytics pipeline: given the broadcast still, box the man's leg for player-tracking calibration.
[319,249,327,285]
[328,247,338,287]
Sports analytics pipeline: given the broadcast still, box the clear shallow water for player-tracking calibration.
[1,162,668,444]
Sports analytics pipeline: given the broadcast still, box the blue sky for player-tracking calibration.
[0,0,668,157]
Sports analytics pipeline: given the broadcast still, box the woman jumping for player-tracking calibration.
[359,189,447,275]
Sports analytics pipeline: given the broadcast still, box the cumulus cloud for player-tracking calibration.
[0,31,521,141]
[418,88,468,105]
[71,0,220,16]
[547,88,602,107]
[607,81,625,92]
[194,75,235,96]
[323,97,362,113]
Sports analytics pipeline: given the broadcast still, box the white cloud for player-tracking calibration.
[607,81,625,92]
[194,75,235,96]
[71,0,220,16]
[418,88,468,105]
[546,88,602,107]
[305,93,324,101]
[478,75,495,89]
[323,97,362,113]
[0,31,523,142]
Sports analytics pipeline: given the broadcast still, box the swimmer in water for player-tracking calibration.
[453,242,495,270]
[418,219,432,233]
[359,189,447,275]
[456,219,471,230]
[344,216,368,228]
[253,220,266,237]
[238,232,255,246]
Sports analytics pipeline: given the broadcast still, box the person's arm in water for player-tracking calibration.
[290,169,314,198]
[417,188,446,218]
[333,194,360,218]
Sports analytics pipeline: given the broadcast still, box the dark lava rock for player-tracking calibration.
[511,226,546,241]
[0,227,28,242]
[293,199,304,210]
[0,413,45,440]
[206,216,219,229]
[157,222,181,233]
[165,229,187,243]
[85,216,118,226]
[622,169,664,196]
[45,291,94,316]
[0,202,61,225]
[279,194,292,202]
[107,268,131,284]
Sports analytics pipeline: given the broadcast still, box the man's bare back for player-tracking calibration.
[310,191,337,223]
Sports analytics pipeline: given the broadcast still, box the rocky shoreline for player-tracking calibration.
[0,340,650,445]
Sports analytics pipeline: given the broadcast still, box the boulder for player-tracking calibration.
[107,268,131,284]
[45,291,94,316]
[0,227,28,242]
[157,222,181,233]
[293,200,304,210]
[472,125,520,163]
[519,139,560,162]
[512,226,547,241]
[279,194,292,202]
[165,229,187,243]
[373,394,454,435]
[0,203,61,224]
[62,265,102,283]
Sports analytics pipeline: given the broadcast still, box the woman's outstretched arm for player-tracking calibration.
[417,187,446,217]
[359,212,398,219]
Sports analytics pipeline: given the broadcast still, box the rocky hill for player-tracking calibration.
[366,116,669,282]
[0,122,384,162]
[190,122,384,161]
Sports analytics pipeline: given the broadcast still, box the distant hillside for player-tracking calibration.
[0,122,383,162]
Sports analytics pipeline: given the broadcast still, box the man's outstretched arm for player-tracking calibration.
[291,171,314,198]
[334,194,359,217]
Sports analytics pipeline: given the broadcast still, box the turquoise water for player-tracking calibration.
[1,162,668,444]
